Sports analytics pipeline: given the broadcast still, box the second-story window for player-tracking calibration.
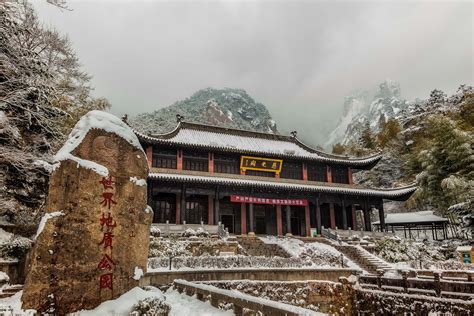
[183,149,209,172]
[307,163,327,182]
[214,153,240,174]
[332,166,349,184]
[152,146,177,169]
[280,161,303,180]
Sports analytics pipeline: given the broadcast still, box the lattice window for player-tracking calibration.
[332,166,349,184]
[183,150,209,172]
[214,153,240,174]
[152,146,177,169]
[280,161,303,180]
[307,163,327,182]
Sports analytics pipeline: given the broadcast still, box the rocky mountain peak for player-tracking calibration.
[325,80,409,148]
[129,88,278,134]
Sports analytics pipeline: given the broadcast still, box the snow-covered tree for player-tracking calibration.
[409,115,473,212]
[0,0,109,233]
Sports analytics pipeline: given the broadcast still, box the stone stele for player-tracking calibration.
[22,111,152,314]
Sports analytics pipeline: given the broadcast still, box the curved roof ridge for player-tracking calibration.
[139,120,381,162]
[148,172,417,201]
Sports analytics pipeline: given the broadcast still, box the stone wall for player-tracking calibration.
[204,280,356,315]
[355,288,474,314]
[142,268,358,286]
[237,236,290,257]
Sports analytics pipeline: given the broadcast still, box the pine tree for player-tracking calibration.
[332,143,346,155]
[410,115,473,211]
[359,122,375,149]
[377,118,401,147]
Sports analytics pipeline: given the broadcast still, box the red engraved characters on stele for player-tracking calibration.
[99,176,114,190]
[98,175,117,293]
[100,192,117,209]
[98,232,114,250]
[99,273,113,291]
[99,212,117,230]
[98,254,115,271]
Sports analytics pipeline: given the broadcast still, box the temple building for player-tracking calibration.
[133,117,416,237]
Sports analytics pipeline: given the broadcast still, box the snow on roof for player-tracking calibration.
[456,246,472,252]
[149,172,417,200]
[134,122,381,167]
[54,111,143,176]
[373,211,449,225]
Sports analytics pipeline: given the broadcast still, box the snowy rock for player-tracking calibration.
[22,112,152,314]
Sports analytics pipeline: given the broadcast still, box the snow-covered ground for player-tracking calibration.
[374,236,472,270]
[260,236,361,269]
[0,287,233,316]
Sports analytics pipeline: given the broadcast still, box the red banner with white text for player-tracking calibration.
[230,195,308,206]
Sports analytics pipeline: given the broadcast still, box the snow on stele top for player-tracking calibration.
[53,111,144,176]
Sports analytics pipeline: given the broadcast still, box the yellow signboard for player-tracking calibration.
[240,156,283,174]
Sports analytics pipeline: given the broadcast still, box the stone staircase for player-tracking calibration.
[333,244,392,274]
[0,284,23,299]
[236,236,290,258]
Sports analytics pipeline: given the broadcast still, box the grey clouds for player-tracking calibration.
[32,0,473,144]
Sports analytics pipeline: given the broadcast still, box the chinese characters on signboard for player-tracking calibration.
[230,195,308,206]
[240,156,283,174]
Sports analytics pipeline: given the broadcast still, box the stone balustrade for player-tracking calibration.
[173,279,320,316]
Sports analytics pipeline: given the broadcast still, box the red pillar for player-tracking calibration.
[177,149,183,170]
[175,194,181,224]
[240,203,247,235]
[146,145,153,169]
[327,166,332,183]
[302,162,308,181]
[329,203,336,229]
[208,195,214,225]
[276,205,283,236]
[352,205,357,230]
[305,204,311,236]
[208,152,214,174]
[348,167,353,185]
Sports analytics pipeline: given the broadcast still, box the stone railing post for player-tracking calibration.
[433,271,441,297]
[466,271,474,282]
[234,304,243,316]
[401,271,409,292]
[376,269,384,289]
[210,295,219,308]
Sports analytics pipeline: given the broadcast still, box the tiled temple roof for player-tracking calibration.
[133,121,382,169]
[148,169,417,201]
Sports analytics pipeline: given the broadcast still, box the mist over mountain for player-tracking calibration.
[325,80,410,148]
[130,88,278,135]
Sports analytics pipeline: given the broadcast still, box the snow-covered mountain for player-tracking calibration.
[325,80,409,148]
[129,88,278,134]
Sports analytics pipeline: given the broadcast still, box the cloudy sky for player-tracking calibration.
[33,0,472,143]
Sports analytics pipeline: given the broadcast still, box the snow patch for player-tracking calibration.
[53,153,109,176]
[33,160,54,173]
[133,266,144,280]
[145,206,153,214]
[35,211,65,240]
[129,176,147,186]
[53,111,143,176]
[0,228,13,244]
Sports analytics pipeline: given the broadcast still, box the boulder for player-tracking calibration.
[22,111,152,314]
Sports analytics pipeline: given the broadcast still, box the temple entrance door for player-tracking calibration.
[255,216,266,234]
[221,214,234,233]
[291,217,300,236]
[185,195,208,224]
